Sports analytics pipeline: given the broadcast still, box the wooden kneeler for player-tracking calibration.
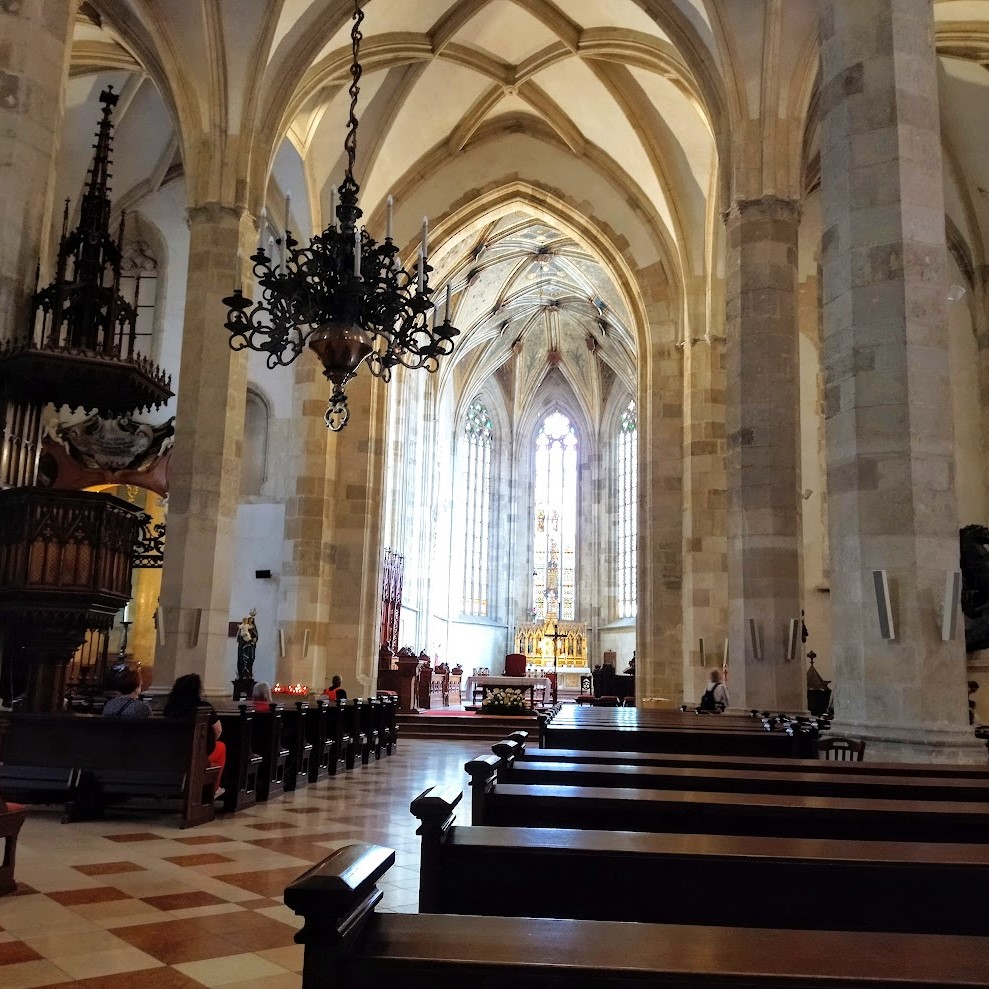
[0,796,26,896]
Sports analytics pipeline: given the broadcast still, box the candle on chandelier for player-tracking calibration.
[354,228,362,276]
[417,246,426,293]
[257,207,267,250]
[284,191,292,232]
[329,187,336,227]
[421,216,429,256]
[386,194,394,240]
[235,249,243,291]
[445,282,452,322]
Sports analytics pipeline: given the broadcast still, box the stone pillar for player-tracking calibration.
[155,205,253,695]
[682,337,728,702]
[323,373,388,698]
[819,0,979,759]
[725,196,803,710]
[277,361,332,690]
[0,0,77,342]
[636,277,683,703]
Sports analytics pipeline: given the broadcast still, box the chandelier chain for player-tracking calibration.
[343,1,364,193]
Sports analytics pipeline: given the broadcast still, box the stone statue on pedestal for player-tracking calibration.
[236,609,258,679]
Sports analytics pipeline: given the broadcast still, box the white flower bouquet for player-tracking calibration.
[480,686,531,715]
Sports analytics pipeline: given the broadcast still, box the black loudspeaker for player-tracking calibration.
[872,570,895,640]
[748,618,762,661]
[255,569,272,579]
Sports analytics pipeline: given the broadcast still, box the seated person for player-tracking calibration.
[102,669,151,718]
[252,681,273,713]
[323,675,348,701]
[163,674,226,799]
[699,668,730,713]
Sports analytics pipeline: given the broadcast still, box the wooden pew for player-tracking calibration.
[284,842,989,989]
[363,698,381,761]
[0,710,218,827]
[309,700,334,782]
[342,699,367,769]
[465,755,989,842]
[251,707,290,800]
[489,742,989,802]
[218,708,263,812]
[410,785,989,935]
[540,719,817,757]
[282,703,313,791]
[0,796,26,896]
[511,738,989,779]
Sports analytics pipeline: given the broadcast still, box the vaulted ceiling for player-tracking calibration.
[64,1,989,418]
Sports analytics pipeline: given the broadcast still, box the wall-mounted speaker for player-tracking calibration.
[255,569,272,579]
[786,619,800,663]
[748,618,762,661]
[302,628,310,658]
[722,638,729,669]
[873,569,895,639]
[942,570,962,642]
[189,607,202,648]
[279,628,286,658]
[698,637,705,668]
[157,605,166,646]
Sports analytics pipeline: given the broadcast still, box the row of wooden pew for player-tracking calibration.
[539,702,827,757]
[0,696,397,829]
[285,710,989,988]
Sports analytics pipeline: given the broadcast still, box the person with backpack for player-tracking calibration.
[699,668,730,713]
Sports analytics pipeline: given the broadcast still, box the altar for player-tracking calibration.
[514,619,589,692]
[464,675,553,708]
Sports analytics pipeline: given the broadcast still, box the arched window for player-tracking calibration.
[616,400,637,618]
[241,389,269,497]
[118,240,158,356]
[462,399,493,615]
[532,411,577,620]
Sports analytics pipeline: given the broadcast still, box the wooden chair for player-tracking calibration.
[504,653,526,677]
[819,736,865,762]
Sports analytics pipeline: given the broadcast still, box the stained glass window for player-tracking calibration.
[533,412,577,620]
[617,400,637,618]
[462,400,493,615]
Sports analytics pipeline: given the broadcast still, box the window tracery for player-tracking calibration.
[533,411,577,620]
[462,399,493,615]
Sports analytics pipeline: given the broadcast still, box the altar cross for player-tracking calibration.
[546,621,567,702]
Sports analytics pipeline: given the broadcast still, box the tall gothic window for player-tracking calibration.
[462,399,493,615]
[117,240,158,355]
[533,411,577,620]
[616,400,637,618]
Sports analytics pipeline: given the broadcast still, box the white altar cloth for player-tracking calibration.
[464,675,553,706]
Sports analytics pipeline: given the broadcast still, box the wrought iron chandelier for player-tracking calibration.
[222,1,459,430]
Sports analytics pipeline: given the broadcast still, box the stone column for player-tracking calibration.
[819,0,979,760]
[725,196,804,710]
[323,373,388,698]
[682,337,728,702]
[636,277,683,703]
[0,0,77,342]
[155,205,253,695]
[277,361,332,690]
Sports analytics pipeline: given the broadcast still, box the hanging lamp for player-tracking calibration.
[222,0,458,430]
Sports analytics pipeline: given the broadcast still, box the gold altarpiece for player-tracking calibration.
[515,619,589,690]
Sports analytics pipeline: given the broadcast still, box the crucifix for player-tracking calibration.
[546,619,567,704]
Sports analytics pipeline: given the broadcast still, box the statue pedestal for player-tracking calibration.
[232,677,255,701]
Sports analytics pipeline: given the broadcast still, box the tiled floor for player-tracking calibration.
[2,738,479,989]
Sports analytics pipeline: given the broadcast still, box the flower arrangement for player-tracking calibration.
[480,686,531,715]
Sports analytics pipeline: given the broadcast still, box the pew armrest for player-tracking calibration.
[410,785,461,837]
[465,755,499,824]
[492,739,521,776]
[285,843,394,942]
